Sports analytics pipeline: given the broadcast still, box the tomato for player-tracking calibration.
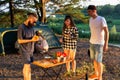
[56,51,62,57]
[62,52,67,57]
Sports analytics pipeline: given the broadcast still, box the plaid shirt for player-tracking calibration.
[62,27,78,49]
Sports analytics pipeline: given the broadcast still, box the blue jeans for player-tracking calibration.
[90,43,103,62]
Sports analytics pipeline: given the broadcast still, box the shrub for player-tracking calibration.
[110,25,117,34]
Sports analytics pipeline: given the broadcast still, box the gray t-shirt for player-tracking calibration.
[17,24,35,53]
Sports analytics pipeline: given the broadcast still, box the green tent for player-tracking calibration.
[34,25,61,48]
[0,25,61,55]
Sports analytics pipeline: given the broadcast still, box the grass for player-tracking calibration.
[112,19,120,25]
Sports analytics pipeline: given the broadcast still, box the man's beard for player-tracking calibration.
[28,21,34,27]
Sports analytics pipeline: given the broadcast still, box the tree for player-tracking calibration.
[9,0,14,27]
[99,5,114,16]
[40,0,46,23]
[50,0,88,23]
[0,0,88,27]
[0,0,14,27]
[114,4,120,15]
[33,0,41,21]
[33,0,48,23]
[0,0,31,27]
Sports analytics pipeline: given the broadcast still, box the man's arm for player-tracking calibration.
[103,27,109,52]
[18,35,39,44]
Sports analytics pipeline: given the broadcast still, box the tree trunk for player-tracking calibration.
[41,0,46,24]
[34,0,41,21]
[9,0,14,27]
[36,8,41,22]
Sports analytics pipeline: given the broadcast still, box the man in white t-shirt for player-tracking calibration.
[87,5,109,80]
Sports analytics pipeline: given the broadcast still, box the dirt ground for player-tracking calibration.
[0,39,120,80]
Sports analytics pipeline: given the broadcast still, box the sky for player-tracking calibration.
[84,0,120,6]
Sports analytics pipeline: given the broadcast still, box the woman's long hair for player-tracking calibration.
[62,15,76,33]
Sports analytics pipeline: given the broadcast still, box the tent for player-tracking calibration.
[0,25,61,55]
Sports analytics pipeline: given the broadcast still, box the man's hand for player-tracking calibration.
[103,43,108,52]
[32,35,39,42]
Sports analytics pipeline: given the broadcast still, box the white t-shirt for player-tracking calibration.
[89,16,107,45]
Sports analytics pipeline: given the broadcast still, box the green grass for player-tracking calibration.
[112,19,120,25]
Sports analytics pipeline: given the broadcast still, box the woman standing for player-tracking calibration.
[60,15,79,76]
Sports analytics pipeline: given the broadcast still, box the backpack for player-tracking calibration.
[35,38,49,52]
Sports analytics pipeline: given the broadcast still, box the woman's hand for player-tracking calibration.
[64,34,71,37]
[59,38,63,43]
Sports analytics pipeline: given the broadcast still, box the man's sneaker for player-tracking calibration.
[89,74,98,80]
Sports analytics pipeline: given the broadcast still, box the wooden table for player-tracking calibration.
[32,59,72,80]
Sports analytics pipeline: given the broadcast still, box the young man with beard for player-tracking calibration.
[17,13,39,80]
[87,5,109,80]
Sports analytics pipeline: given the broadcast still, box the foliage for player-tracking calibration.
[114,4,120,15]
[53,0,88,23]
[47,17,64,34]
[0,0,46,26]
[0,9,29,28]
[109,25,120,43]
[98,5,114,16]
[58,8,88,23]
